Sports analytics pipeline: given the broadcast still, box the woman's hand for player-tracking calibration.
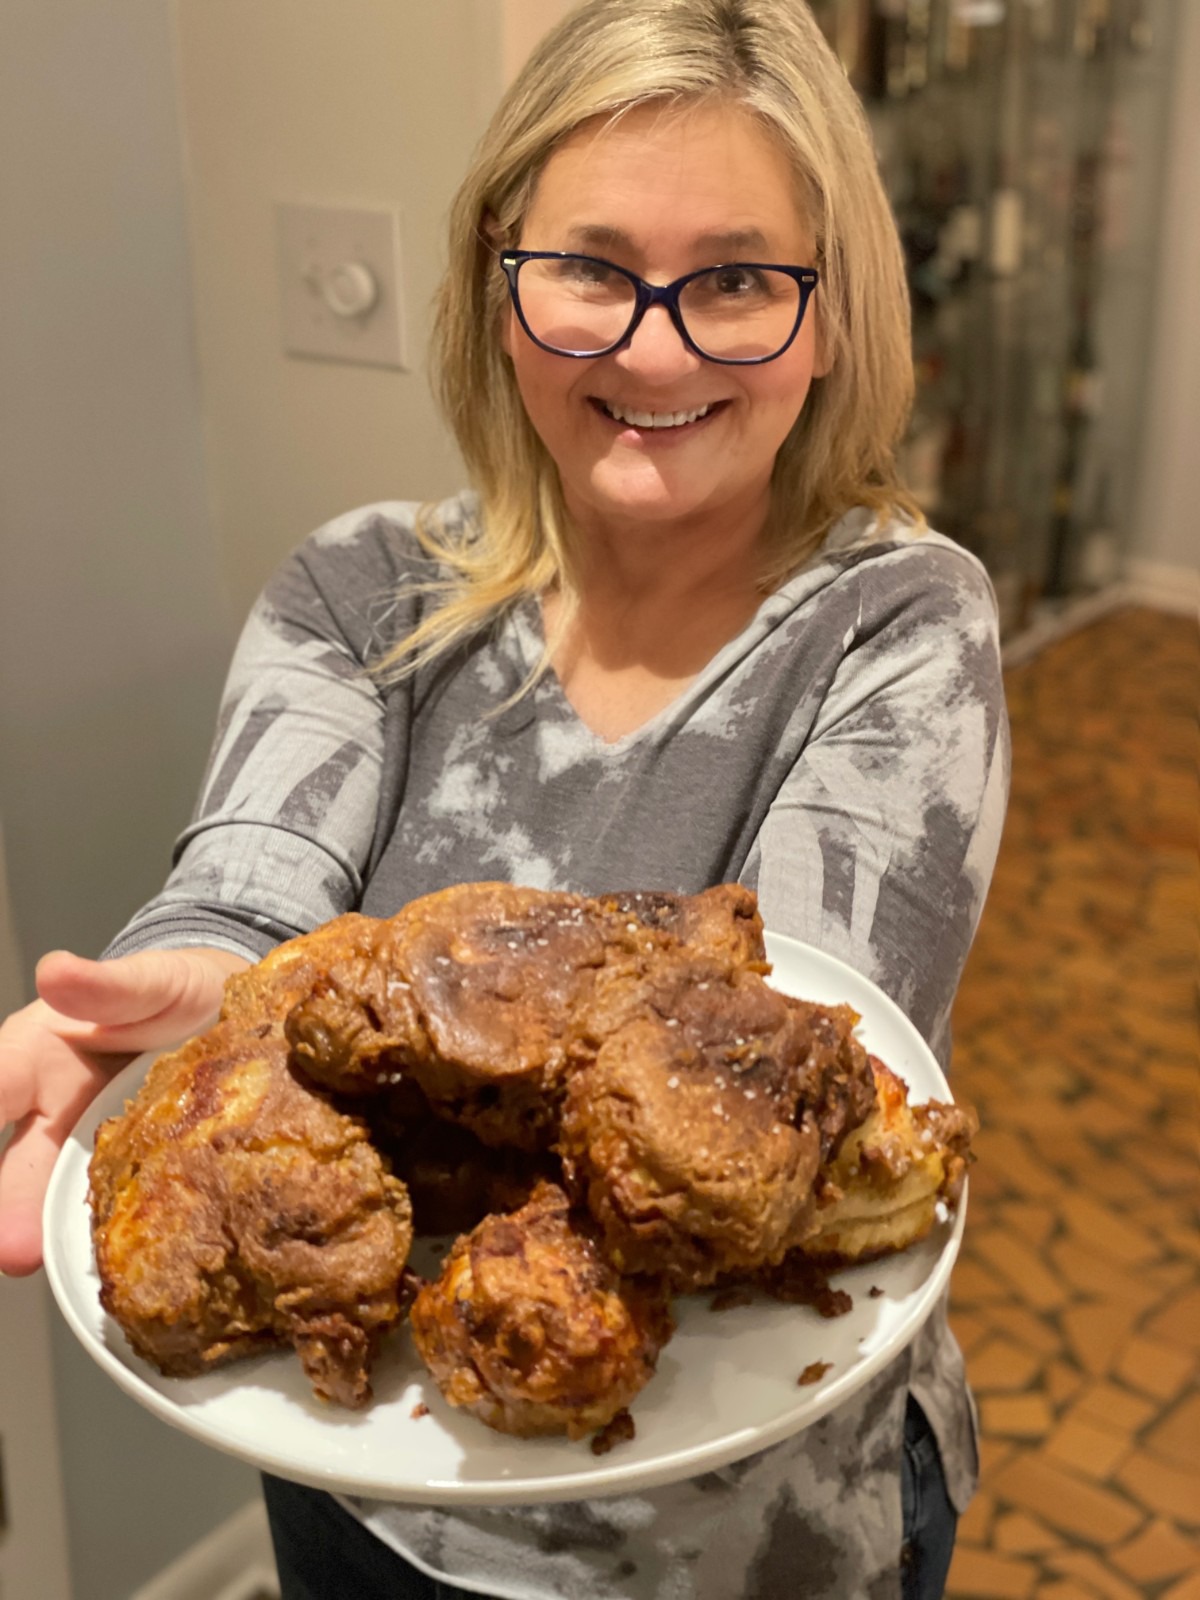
[0,946,249,1275]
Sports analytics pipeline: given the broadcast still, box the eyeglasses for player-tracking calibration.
[498,251,820,365]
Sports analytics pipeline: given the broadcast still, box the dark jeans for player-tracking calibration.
[263,1475,480,1600]
[264,1398,958,1599]
[901,1394,959,1600]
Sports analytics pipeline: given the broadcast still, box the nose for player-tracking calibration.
[613,303,702,383]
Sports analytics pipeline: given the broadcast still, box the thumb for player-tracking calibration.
[35,948,222,1032]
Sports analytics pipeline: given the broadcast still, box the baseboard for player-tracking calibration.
[1001,586,1126,667]
[1122,559,1200,617]
[1001,567,1198,668]
[129,1498,279,1600]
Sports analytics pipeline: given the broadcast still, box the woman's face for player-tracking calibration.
[504,100,828,545]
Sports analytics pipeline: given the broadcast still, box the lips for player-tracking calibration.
[594,399,724,431]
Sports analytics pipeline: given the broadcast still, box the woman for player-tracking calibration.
[0,2,1008,1596]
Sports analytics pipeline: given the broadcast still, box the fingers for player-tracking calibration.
[0,1118,55,1274]
[0,1034,37,1130]
[35,947,245,1044]
[1,945,250,1275]
[0,1046,113,1277]
[36,948,193,1027]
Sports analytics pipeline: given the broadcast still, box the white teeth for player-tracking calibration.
[603,401,712,429]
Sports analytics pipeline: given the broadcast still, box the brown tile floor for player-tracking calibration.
[945,606,1199,1600]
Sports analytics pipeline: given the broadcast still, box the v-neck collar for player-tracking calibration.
[499,507,891,752]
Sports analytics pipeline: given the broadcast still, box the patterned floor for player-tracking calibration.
[945,606,1199,1599]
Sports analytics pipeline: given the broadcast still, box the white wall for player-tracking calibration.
[174,0,500,616]
[501,0,575,84]
[173,0,578,617]
[1128,0,1200,580]
[0,4,237,980]
[0,7,268,1599]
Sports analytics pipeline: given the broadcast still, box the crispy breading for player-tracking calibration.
[90,882,975,1429]
[283,882,761,1150]
[559,955,828,1289]
[89,1021,413,1408]
[410,1183,673,1439]
[221,912,379,1030]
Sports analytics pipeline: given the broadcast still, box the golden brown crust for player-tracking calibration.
[282,883,764,1152]
[559,957,824,1289]
[91,883,976,1433]
[410,1183,673,1440]
[89,1022,413,1408]
[220,913,380,1031]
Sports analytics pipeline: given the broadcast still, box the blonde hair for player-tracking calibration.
[379,0,919,682]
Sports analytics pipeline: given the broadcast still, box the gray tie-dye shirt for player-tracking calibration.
[108,492,1009,1600]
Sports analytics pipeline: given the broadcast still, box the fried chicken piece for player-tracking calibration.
[794,1057,977,1264]
[284,882,753,1150]
[410,1183,673,1439]
[789,999,878,1164]
[559,954,824,1289]
[221,913,380,1031]
[89,1021,413,1408]
[597,883,766,967]
[366,1085,558,1236]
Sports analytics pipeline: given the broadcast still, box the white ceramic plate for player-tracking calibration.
[43,931,966,1505]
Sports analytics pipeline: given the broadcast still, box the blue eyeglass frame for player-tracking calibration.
[498,250,820,365]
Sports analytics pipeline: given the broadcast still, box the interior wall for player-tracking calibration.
[173,0,505,619]
[1128,0,1200,577]
[0,4,237,984]
[0,6,262,1600]
[501,0,575,83]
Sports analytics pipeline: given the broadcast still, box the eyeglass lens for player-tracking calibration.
[515,257,803,360]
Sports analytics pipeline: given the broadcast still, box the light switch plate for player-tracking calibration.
[275,201,407,369]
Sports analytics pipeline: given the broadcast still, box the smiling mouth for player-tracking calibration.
[594,399,722,430]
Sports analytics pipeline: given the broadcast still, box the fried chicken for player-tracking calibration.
[89,880,974,1435]
[366,1087,556,1237]
[89,1021,413,1408]
[409,1182,674,1440]
[221,912,379,1031]
[791,1056,977,1264]
[596,883,766,968]
[789,999,878,1164]
[283,882,762,1151]
[559,954,828,1289]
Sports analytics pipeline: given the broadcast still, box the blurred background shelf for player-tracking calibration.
[809,0,1179,635]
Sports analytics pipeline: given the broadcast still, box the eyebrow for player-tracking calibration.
[562,223,775,259]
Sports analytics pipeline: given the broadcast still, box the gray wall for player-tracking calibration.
[0,3,236,980]
[1129,0,1200,574]
[0,6,258,1598]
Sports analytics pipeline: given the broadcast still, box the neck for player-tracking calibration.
[544,490,771,683]
[563,486,771,615]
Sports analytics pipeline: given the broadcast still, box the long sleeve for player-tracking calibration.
[745,542,1010,1067]
[103,506,426,962]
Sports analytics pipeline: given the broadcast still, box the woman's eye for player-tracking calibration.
[712,267,763,296]
[557,257,615,286]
